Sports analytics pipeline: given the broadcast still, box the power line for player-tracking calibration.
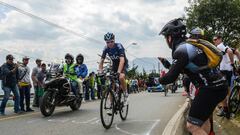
[0,1,157,68]
[0,1,103,44]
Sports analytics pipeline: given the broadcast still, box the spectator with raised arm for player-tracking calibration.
[0,54,22,115]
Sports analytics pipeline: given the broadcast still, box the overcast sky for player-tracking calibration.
[0,0,189,70]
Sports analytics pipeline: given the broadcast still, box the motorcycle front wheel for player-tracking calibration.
[70,95,82,111]
[40,91,56,117]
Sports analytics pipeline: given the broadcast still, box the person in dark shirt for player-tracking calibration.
[158,18,227,135]
[0,54,21,115]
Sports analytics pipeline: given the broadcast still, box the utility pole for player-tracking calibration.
[158,62,160,74]
[152,64,156,73]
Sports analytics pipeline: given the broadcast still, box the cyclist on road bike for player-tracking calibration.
[158,18,228,135]
[98,32,129,104]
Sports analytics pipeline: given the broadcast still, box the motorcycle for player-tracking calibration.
[40,63,82,117]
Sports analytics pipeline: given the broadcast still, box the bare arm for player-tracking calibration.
[234,49,240,61]
[227,48,234,64]
[31,74,38,83]
[117,57,125,73]
[31,68,39,84]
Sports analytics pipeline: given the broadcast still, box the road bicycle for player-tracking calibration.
[228,76,240,114]
[99,72,129,129]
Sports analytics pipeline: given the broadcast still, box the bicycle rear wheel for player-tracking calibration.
[119,91,129,120]
[228,86,240,114]
[100,89,115,129]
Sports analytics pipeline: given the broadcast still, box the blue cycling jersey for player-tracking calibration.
[101,43,128,67]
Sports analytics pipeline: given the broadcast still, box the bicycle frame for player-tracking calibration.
[229,76,240,113]
[233,76,240,88]
[107,74,123,113]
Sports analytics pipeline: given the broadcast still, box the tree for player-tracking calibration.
[185,0,240,48]
[148,72,160,78]
[126,65,138,78]
[142,68,148,80]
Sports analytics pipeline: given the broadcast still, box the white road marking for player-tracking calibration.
[27,118,41,124]
[47,118,70,123]
[47,117,100,125]
[146,120,160,135]
[115,119,161,135]
[91,119,101,124]
[96,119,101,124]
[72,117,98,124]
[115,123,138,135]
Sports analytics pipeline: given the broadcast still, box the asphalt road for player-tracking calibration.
[0,90,185,135]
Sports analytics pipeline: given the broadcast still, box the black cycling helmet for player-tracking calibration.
[104,32,115,41]
[76,53,84,64]
[65,53,74,60]
[159,18,186,38]
[189,27,204,39]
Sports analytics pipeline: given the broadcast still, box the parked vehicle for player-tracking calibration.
[147,84,165,92]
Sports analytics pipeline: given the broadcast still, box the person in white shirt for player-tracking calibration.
[213,35,234,118]
[18,56,34,112]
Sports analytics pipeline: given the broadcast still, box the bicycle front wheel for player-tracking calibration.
[100,89,115,129]
[119,91,129,120]
[228,86,240,114]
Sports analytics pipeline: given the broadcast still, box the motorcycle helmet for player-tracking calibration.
[65,53,74,64]
[76,53,84,65]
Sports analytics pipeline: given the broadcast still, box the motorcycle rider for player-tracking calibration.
[63,53,79,96]
[75,53,88,98]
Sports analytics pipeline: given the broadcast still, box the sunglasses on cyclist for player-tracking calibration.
[106,40,114,44]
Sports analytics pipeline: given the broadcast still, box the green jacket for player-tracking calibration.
[96,77,101,85]
[89,76,95,87]
[63,63,77,81]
